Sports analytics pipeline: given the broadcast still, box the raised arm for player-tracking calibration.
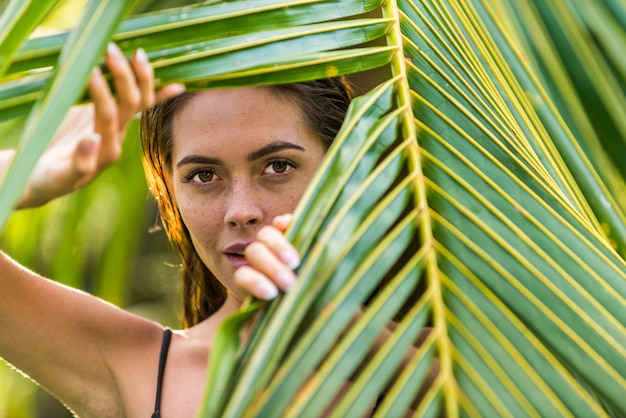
[0,44,184,417]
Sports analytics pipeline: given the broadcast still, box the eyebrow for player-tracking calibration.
[247,141,305,161]
[176,155,222,168]
[176,141,305,168]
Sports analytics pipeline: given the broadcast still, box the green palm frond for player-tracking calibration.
[0,0,624,416]
[200,0,626,416]
[485,0,626,257]
[0,0,61,76]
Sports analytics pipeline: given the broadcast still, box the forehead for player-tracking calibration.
[170,87,312,156]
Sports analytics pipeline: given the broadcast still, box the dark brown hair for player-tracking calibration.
[140,78,353,327]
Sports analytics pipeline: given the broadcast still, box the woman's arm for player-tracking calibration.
[0,251,162,416]
[0,44,184,416]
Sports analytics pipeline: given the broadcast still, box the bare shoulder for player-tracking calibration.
[101,315,168,417]
[114,323,215,418]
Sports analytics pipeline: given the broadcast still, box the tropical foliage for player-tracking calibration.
[0,0,624,417]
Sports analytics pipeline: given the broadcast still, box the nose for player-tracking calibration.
[223,180,264,228]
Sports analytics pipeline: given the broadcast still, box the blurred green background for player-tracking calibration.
[0,2,193,416]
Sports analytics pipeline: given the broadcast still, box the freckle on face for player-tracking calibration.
[169,87,326,296]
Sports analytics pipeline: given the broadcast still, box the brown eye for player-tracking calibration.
[263,160,295,176]
[193,170,214,183]
[271,161,289,173]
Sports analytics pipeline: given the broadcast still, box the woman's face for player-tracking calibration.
[169,87,326,300]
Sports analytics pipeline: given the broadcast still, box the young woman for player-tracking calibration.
[0,43,354,417]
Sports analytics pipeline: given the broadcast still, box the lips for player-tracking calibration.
[224,242,253,269]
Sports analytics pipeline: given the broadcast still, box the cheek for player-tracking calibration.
[275,178,312,214]
[277,195,300,215]
[176,194,221,245]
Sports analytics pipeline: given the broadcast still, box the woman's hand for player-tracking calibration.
[15,43,185,209]
[235,214,301,300]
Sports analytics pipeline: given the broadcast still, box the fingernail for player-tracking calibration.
[165,83,186,95]
[274,214,288,224]
[135,47,148,63]
[107,42,123,58]
[256,282,279,301]
[85,133,101,142]
[276,271,296,292]
[280,249,300,270]
[78,133,101,155]
[273,214,292,229]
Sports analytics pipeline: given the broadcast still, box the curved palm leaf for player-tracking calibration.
[0,0,624,416]
[199,0,626,416]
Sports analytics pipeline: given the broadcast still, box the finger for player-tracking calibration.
[245,240,297,291]
[72,133,102,177]
[154,83,186,103]
[131,48,155,109]
[88,68,122,167]
[234,266,279,300]
[272,213,293,232]
[256,225,300,269]
[105,42,141,128]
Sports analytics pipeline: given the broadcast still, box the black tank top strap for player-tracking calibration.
[151,327,173,418]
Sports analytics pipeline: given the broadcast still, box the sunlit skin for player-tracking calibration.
[168,87,326,302]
